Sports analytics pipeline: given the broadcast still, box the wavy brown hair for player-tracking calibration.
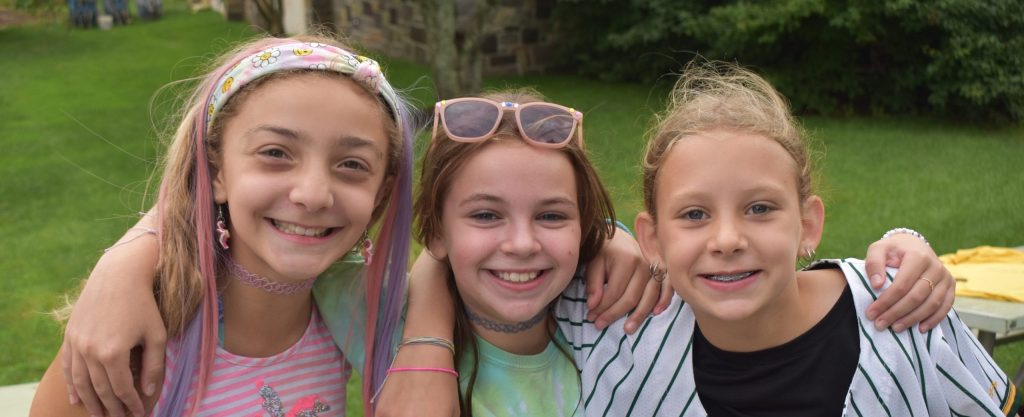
[414,89,613,415]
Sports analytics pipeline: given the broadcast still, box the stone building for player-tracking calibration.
[216,0,560,76]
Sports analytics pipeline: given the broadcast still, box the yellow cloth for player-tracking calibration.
[941,246,1024,302]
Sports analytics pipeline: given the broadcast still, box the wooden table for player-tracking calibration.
[953,297,1024,386]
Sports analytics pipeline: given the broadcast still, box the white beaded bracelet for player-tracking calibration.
[880,227,929,247]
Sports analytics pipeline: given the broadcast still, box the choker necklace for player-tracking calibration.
[465,307,548,334]
[226,256,317,295]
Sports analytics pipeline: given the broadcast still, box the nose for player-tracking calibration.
[289,167,334,212]
[500,221,541,257]
[708,215,747,256]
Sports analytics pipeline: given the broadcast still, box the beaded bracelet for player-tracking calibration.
[880,227,929,247]
[398,336,456,356]
[103,227,158,253]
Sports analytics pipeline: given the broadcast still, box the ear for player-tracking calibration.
[800,196,825,252]
[634,211,663,267]
[426,234,449,261]
[212,167,228,204]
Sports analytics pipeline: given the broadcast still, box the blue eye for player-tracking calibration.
[538,212,568,222]
[748,204,772,215]
[682,209,707,221]
[470,211,500,221]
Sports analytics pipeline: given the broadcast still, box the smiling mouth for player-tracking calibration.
[272,219,333,238]
[701,271,757,283]
[493,270,543,283]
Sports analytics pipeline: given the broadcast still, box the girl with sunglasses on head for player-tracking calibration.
[557,62,1021,416]
[31,34,417,417]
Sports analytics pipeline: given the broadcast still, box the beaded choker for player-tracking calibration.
[226,256,317,295]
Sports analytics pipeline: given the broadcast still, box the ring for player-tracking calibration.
[919,277,935,290]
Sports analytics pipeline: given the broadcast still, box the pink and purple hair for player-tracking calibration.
[152,37,413,416]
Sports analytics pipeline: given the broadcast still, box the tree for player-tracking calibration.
[253,0,284,37]
[424,0,498,98]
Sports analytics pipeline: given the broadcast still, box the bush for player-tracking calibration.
[553,0,1024,123]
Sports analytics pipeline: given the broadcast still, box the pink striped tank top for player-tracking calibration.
[155,307,349,416]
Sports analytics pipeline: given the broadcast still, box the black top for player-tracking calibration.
[693,281,858,417]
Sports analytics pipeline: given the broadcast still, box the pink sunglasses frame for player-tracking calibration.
[431,98,584,149]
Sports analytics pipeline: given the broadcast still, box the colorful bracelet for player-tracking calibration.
[398,336,456,356]
[880,227,929,247]
[387,367,459,377]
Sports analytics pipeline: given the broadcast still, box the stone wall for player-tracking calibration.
[330,0,558,75]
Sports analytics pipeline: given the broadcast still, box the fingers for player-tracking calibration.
[139,334,166,399]
[655,279,673,315]
[595,266,647,331]
[71,349,106,417]
[588,256,631,324]
[918,267,956,332]
[61,339,79,406]
[865,251,927,323]
[622,272,661,334]
[87,348,130,417]
[863,240,890,289]
[106,361,143,417]
[583,255,607,316]
[868,255,950,332]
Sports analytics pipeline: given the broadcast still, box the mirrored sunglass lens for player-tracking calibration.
[443,101,500,138]
[519,105,574,144]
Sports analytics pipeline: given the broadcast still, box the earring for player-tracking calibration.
[359,230,373,266]
[649,261,667,282]
[216,205,230,250]
[798,246,817,269]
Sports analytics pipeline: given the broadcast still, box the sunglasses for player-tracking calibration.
[432,98,584,148]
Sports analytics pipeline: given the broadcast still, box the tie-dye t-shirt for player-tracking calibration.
[458,332,582,417]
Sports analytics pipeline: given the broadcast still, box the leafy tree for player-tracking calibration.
[554,0,1024,122]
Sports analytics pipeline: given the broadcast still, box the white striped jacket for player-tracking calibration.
[555,259,1019,417]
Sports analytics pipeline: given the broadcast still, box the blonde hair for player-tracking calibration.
[642,61,817,219]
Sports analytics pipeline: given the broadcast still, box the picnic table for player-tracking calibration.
[950,246,1024,387]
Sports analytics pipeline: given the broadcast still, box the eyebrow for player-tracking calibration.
[458,193,577,209]
[246,124,383,154]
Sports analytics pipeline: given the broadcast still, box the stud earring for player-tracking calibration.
[216,205,230,250]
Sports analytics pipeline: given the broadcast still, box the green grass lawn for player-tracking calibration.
[2,2,1023,412]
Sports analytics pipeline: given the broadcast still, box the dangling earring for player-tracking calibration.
[216,205,230,250]
[359,230,373,266]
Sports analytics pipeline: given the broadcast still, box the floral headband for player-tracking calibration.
[204,41,401,132]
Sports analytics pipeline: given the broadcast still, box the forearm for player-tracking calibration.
[87,208,160,293]
[403,251,455,341]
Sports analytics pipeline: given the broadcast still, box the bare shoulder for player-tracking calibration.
[29,354,89,417]
[797,267,848,310]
